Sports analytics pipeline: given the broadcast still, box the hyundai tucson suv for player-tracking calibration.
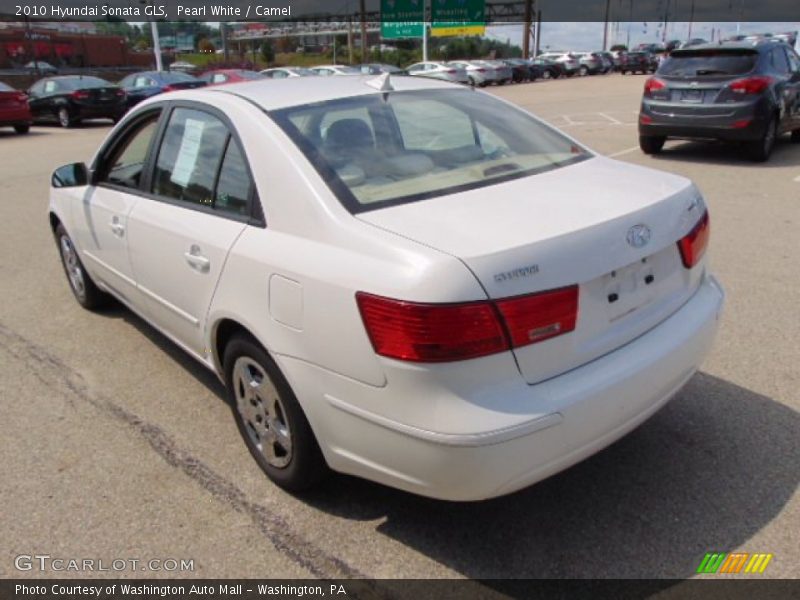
[639,41,800,161]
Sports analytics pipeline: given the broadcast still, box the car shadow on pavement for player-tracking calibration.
[652,137,800,167]
[301,372,799,579]
[107,305,798,580]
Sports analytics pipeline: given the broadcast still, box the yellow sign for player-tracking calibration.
[430,24,486,37]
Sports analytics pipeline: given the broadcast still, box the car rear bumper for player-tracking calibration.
[280,273,725,501]
[640,98,770,141]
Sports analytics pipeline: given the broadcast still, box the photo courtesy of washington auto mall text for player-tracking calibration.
[1,0,799,597]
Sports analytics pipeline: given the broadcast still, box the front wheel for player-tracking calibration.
[579,66,589,76]
[639,135,666,154]
[55,224,108,310]
[57,107,73,128]
[224,335,328,492]
[541,70,552,80]
[747,117,777,162]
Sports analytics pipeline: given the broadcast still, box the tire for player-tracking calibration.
[224,335,328,492]
[55,224,109,310]
[579,66,589,76]
[57,107,73,128]
[14,124,30,134]
[542,69,552,80]
[747,116,777,162]
[790,129,800,143]
[639,135,666,154]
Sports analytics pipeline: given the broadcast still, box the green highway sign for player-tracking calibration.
[381,0,424,40]
[431,0,486,37]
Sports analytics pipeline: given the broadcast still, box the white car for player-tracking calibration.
[309,65,361,76]
[49,75,724,501]
[260,67,317,79]
[406,61,470,85]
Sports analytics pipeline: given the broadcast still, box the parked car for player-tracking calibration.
[260,67,318,78]
[119,71,206,109]
[620,51,657,74]
[538,52,580,76]
[0,81,32,134]
[49,75,723,501]
[27,76,126,127]
[168,61,200,74]
[476,60,513,84]
[23,60,58,74]
[406,61,470,84]
[639,40,800,161]
[531,57,564,79]
[356,64,405,75]
[446,60,496,86]
[504,58,541,81]
[595,51,616,73]
[574,52,604,76]
[201,69,265,86]
[309,65,361,76]
[680,38,708,49]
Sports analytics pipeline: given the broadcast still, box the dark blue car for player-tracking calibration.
[118,71,206,109]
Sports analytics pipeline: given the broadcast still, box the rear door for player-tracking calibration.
[126,105,256,357]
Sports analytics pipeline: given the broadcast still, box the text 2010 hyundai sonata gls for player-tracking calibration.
[49,74,724,501]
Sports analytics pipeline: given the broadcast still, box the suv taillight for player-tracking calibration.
[678,211,710,269]
[643,77,666,96]
[356,286,579,363]
[728,76,772,95]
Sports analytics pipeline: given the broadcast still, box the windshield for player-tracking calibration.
[161,72,197,83]
[659,50,757,76]
[272,89,590,213]
[60,77,113,89]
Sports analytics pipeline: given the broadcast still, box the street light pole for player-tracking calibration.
[422,0,429,61]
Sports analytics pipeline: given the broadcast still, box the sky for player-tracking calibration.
[485,21,800,51]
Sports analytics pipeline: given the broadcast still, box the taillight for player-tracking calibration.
[446,69,457,74]
[728,76,772,95]
[475,68,486,73]
[644,77,666,96]
[71,90,90,100]
[356,293,508,363]
[356,286,580,363]
[495,286,579,348]
[163,84,177,92]
[16,92,28,103]
[678,211,710,269]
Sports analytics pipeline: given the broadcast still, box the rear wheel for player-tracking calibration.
[224,335,328,492]
[579,66,589,76]
[639,135,666,154]
[55,224,108,310]
[57,107,73,128]
[542,69,552,80]
[14,124,30,134]
[747,116,777,162]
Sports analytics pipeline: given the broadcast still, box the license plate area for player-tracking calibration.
[603,258,658,322]
[680,89,703,103]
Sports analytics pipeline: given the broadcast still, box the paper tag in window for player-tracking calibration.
[170,118,205,188]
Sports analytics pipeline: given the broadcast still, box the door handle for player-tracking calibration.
[109,218,125,237]
[184,245,210,273]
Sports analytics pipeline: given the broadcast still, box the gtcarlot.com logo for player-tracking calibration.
[696,552,773,575]
[14,554,195,573]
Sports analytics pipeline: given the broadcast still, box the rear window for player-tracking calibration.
[658,50,757,77]
[272,89,590,213]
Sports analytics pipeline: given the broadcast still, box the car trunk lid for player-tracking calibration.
[358,157,707,384]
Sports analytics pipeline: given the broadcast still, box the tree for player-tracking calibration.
[260,41,275,64]
[198,38,216,53]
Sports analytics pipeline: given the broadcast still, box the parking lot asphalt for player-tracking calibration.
[1,73,798,582]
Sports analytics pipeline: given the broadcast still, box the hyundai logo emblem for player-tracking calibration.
[627,224,652,249]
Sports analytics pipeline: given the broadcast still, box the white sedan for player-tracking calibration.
[49,74,724,501]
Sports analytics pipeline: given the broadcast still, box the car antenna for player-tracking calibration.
[366,72,393,93]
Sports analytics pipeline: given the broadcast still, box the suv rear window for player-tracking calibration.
[659,50,757,77]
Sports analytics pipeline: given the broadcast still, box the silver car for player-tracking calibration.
[446,60,496,86]
[406,61,469,85]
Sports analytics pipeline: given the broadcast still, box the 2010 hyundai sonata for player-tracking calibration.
[49,74,724,501]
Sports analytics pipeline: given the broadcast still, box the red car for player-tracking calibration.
[0,81,32,134]
[199,69,265,86]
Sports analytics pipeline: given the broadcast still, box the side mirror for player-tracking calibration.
[52,163,90,188]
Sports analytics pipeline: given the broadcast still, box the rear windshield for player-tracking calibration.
[59,77,112,89]
[234,70,264,80]
[161,72,197,83]
[659,50,758,77]
[272,89,590,213]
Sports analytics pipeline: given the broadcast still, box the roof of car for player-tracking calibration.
[676,40,785,53]
[175,74,464,112]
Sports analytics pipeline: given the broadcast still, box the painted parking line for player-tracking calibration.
[794,174,800,182]
[599,112,623,125]
[608,146,641,158]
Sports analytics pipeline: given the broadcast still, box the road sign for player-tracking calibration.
[381,0,424,40]
[431,0,486,38]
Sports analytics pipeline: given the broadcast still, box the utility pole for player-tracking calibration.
[347,18,354,64]
[522,0,533,59]
[359,0,367,62]
[140,1,163,71]
[602,0,611,50]
[534,10,542,57]
[422,0,429,62]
